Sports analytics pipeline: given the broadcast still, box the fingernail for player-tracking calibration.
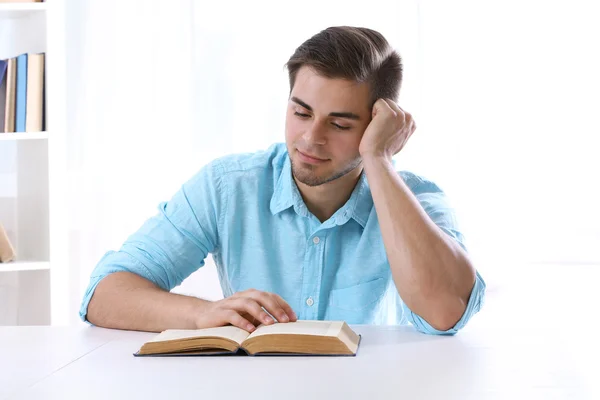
[263,316,272,324]
[280,314,289,322]
[246,324,255,331]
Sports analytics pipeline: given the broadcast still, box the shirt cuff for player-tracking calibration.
[78,250,158,323]
[407,270,486,335]
[79,274,103,324]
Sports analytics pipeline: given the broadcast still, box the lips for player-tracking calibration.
[296,149,330,164]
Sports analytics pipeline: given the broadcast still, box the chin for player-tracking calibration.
[291,162,327,187]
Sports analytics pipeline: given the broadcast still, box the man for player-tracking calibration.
[81,26,485,335]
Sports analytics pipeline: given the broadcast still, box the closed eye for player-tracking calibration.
[295,111,350,131]
[332,123,350,131]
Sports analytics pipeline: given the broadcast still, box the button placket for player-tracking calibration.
[299,232,325,319]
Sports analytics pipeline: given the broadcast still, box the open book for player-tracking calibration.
[134,320,361,357]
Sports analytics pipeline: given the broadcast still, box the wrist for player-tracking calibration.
[361,152,394,168]
[189,297,214,329]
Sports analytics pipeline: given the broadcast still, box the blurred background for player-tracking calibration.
[1,0,598,326]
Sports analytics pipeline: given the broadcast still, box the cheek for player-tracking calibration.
[285,115,303,142]
[330,133,363,157]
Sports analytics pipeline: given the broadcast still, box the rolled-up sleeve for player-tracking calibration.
[79,161,225,323]
[404,271,486,335]
[400,173,487,335]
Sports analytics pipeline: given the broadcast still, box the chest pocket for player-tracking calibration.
[325,277,388,324]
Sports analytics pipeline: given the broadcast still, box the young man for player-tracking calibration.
[81,26,485,335]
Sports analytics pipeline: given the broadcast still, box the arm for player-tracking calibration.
[363,157,476,331]
[82,161,224,331]
[359,99,484,333]
[82,161,296,333]
[88,272,296,333]
[87,271,211,332]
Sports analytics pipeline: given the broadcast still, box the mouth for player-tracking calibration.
[296,149,329,165]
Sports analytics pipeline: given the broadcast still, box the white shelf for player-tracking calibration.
[0,261,50,272]
[0,2,46,19]
[0,132,48,141]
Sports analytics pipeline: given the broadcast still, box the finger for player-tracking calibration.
[234,298,275,325]
[224,309,256,333]
[383,99,405,121]
[239,311,261,327]
[249,291,290,323]
[272,294,297,322]
[373,98,394,116]
[409,118,417,134]
[386,99,407,114]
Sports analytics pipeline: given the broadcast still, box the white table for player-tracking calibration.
[2,264,599,399]
[0,322,597,400]
[0,325,125,399]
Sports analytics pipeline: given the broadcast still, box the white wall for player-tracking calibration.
[413,0,600,268]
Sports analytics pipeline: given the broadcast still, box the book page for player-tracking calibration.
[149,326,250,345]
[246,320,344,340]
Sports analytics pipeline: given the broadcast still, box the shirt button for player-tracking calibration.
[312,237,320,244]
[306,297,314,306]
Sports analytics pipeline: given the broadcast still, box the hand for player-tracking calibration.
[196,289,298,332]
[359,98,416,161]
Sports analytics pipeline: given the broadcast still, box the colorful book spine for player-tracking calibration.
[15,53,28,132]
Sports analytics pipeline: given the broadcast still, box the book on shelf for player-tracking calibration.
[25,53,44,132]
[15,54,27,132]
[0,223,16,263]
[0,58,16,132]
[0,53,45,134]
[135,320,361,357]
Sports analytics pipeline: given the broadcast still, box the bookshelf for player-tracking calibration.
[2,261,50,272]
[0,0,68,326]
[0,131,48,140]
[0,2,47,16]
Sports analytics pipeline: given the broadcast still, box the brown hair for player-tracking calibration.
[285,26,403,105]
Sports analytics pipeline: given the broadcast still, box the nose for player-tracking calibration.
[302,121,327,146]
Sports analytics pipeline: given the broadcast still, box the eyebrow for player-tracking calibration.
[290,96,362,121]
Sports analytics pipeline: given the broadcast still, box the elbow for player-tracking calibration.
[86,277,114,327]
[416,271,485,335]
[426,297,468,332]
[84,273,128,327]
[427,313,461,332]
[86,293,102,327]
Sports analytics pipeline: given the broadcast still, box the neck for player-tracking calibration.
[294,166,363,222]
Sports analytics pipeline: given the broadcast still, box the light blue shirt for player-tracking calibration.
[80,143,485,335]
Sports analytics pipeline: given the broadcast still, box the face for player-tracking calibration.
[285,66,372,187]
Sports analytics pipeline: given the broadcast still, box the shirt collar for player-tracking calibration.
[270,155,373,228]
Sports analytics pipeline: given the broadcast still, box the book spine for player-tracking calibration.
[0,60,6,133]
[15,54,28,132]
[25,53,44,132]
[4,58,17,133]
[0,223,16,263]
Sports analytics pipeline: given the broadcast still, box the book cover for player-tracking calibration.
[0,60,6,82]
[15,54,27,132]
[2,58,16,133]
[0,60,7,133]
[25,53,44,132]
[0,223,16,263]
